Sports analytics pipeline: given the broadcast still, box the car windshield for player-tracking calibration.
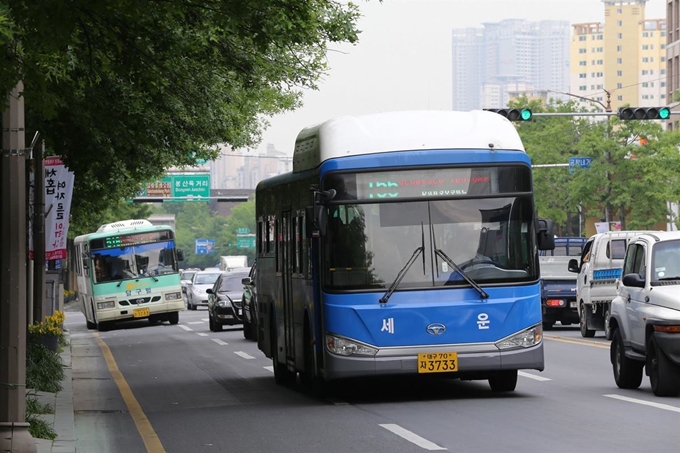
[539,257,573,279]
[194,273,222,285]
[652,239,680,281]
[219,272,250,292]
[324,197,537,290]
[181,272,197,281]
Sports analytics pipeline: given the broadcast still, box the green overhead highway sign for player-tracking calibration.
[136,174,210,202]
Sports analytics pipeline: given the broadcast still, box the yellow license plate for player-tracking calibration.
[417,352,459,373]
[133,307,150,318]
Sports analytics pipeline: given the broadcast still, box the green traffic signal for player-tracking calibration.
[618,106,671,120]
[483,108,533,122]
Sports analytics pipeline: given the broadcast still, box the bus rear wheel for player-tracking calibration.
[168,311,179,325]
[272,322,296,386]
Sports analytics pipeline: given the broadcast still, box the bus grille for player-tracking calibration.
[119,296,162,306]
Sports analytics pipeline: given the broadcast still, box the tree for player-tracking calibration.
[0,1,361,223]
[511,97,680,234]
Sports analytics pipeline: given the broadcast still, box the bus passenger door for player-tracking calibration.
[281,210,295,365]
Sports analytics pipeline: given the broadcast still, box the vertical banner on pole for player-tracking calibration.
[29,157,75,260]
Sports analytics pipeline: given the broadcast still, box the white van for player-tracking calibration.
[568,231,655,339]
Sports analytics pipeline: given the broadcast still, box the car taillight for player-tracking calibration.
[546,299,566,307]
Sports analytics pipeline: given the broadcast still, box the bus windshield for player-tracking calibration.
[324,197,537,290]
[91,241,179,284]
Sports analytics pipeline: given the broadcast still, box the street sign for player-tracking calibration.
[569,157,593,174]
[195,239,215,254]
[236,228,250,234]
[138,173,210,201]
[236,234,256,249]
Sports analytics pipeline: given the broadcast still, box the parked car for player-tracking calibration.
[240,262,258,340]
[610,231,680,397]
[180,269,199,294]
[187,270,223,310]
[207,270,250,331]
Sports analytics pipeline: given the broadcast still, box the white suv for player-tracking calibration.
[609,231,680,397]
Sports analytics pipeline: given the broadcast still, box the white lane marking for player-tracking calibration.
[201,318,209,322]
[604,394,680,413]
[196,333,208,337]
[326,398,349,406]
[188,321,204,325]
[234,351,255,359]
[379,424,447,451]
[178,325,193,332]
[212,339,228,346]
[263,366,274,373]
[518,371,552,382]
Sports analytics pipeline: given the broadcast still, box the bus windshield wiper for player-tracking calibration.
[434,248,489,299]
[379,245,424,304]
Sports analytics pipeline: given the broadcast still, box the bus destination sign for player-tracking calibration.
[93,230,173,250]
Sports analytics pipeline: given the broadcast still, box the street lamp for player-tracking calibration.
[548,89,612,113]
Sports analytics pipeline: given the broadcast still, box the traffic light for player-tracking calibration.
[618,107,671,120]
[483,108,533,121]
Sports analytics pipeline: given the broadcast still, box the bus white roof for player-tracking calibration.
[96,219,153,233]
[292,110,526,173]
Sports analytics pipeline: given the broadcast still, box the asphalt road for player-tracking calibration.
[63,308,680,453]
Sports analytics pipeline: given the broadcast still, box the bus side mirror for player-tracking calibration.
[177,249,185,261]
[317,206,328,237]
[536,219,555,251]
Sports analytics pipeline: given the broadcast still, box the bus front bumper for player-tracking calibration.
[96,299,185,323]
[323,341,544,381]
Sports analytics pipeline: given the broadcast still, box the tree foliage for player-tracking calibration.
[0,0,361,225]
[510,97,680,235]
[161,200,256,268]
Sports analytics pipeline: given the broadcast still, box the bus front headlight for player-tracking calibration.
[326,334,378,357]
[495,325,543,351]
[96,301,116,310]
[165,292,182,301]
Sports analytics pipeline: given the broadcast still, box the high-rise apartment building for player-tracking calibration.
[570,0,666,111]
[452,20,570,110]
[667,0,680,121]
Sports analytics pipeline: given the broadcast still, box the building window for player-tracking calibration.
[642,57,649,62]
[617,83,623,89]
[579,86,587,91]
[579,61,586,66]
[617,8,622,14]
[642,95,649,100]
[642,70,649,75]
[597,60,603,65]
[617,58,622,64]
[579,73,587,78]
[642,44,649,50]
[579,48,586,54]
[617,33,623,39]
[579,35,586,41]
[642,82,649,87]
[617,20,623,26]
[597,35,603,40]
[643,32,649,37]
[661,94,666,99]
[617,95,623,101]
[617,70,623,76]
[661,81,666,87]
[617,45,622,52]
[661,69,666,75]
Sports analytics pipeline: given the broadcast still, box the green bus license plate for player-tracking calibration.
[133,307,150,318]
[418,352,458,373]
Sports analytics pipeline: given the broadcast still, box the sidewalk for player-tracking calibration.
[33,332,76,453]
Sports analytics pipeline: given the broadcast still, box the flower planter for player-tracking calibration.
[40,335,59,352]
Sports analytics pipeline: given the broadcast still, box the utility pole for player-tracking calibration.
[32,137,45,324]
[0,82,37,453]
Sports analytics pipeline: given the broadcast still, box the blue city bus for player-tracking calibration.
[255,110,554,393]
[74,219,185,331]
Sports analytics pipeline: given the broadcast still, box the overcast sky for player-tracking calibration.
[251,0,665,156]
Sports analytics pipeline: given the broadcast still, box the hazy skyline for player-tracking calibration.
[251,0,666,156]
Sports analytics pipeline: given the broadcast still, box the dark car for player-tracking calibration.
[240,262,257,340]
[207,270,250,331]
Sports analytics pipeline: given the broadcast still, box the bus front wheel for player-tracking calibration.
[488,370,517,392]
[168,311,179,325]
